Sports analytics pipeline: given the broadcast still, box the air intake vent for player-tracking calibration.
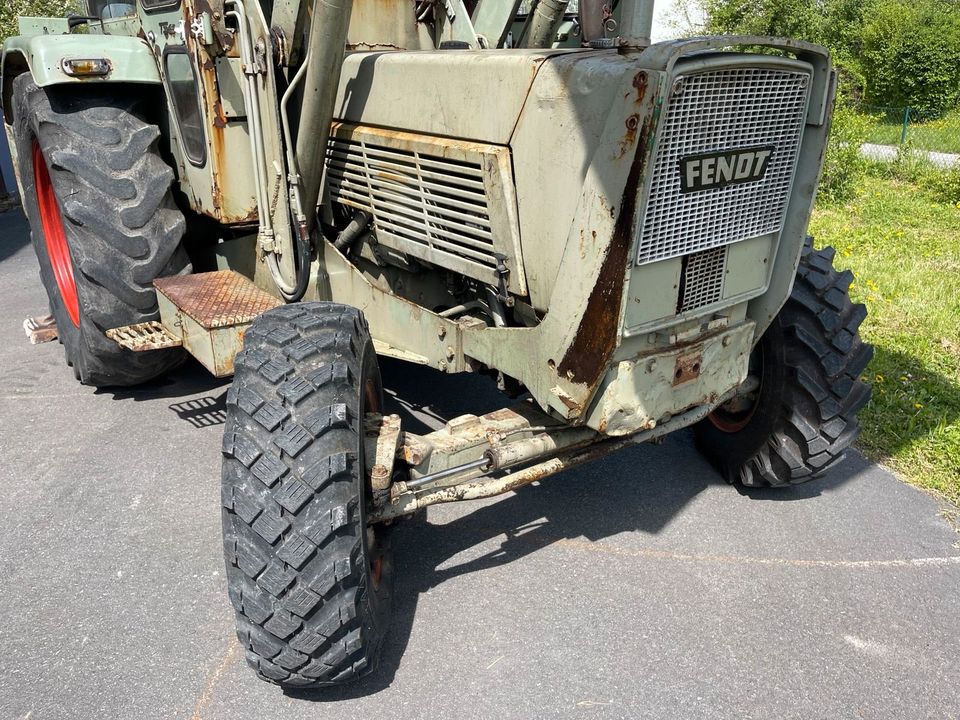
[326,123,525,294]
[637,64,812,265]
[680,246,727,312]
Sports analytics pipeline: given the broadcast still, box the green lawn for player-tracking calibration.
[863,109,960,155]
[810,175,960,507]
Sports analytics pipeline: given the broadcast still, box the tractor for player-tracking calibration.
[1,0,872,689]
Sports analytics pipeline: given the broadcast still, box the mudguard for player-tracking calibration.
[2,34,160,121]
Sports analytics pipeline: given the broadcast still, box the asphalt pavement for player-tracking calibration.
[0,208,958,720]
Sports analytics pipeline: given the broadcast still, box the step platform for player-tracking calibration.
[106,271,282,377]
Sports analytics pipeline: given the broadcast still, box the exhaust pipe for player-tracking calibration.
[617,0,655,48]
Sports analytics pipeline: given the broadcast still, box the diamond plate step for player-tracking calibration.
[153,271,282,330]
[152,271,283,377]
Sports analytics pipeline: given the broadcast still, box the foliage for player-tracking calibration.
[687,0,960,117]
[810,175,960,506]
[859,0,960,118]
[1,0,79,43]
[864,145,960,205]
[818,101,872,203]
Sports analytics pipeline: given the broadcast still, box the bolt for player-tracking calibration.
[646,359,657,373]
[438,326,446,339]
[722,336,732,347]
[446,346,455,361]
[438,360,448,372]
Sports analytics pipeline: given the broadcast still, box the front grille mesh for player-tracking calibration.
[680,246,728,312]
[327,138,498,273]
[637,66,811,265]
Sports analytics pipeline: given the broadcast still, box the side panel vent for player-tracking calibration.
[326,123,525,294]
[680,246,727,312]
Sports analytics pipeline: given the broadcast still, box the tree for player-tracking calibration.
[1,1,79,43]
[860,0,960,117]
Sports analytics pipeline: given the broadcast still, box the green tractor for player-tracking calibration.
[2,0,871,688]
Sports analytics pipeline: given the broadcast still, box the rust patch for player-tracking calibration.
[556,112,655,389]
[672,352,703,386]
[346,42,405,51]
[632,72,648,103]
[154,271,282,329]
[212,99,228,129]
[616,113,641,159]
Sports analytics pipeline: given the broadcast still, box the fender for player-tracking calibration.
[2,34,160,123]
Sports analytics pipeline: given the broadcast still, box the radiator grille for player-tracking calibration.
[327,138,498,273]
[636,66,811,265]
[680,246,727,312]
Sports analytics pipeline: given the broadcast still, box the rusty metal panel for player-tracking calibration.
[154,271,281,329]
[510,51,634,311]
[584,320,755,436]
[333,49,565,144]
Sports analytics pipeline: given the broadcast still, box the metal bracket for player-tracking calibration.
[364,413,404,508]
[190,12,213,45]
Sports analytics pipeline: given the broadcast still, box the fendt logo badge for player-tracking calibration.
[679,146,775,193]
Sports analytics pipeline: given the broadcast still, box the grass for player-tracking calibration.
[862,108,960,155]
[809,174,960,507]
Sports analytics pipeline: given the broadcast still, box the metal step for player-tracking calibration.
[105,271,282,377]
[153,271,282,331]
[106,321,182,351]
[154,271,282,377]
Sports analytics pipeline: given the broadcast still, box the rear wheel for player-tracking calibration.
[12,75,189,386]
[222,303,393,688]
[695,239,873,487]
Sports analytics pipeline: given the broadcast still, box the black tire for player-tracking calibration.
[11,74,190,386]
[221,303,394,688]
[695,239,873,487]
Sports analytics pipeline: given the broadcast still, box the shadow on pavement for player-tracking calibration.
[91,344,862,700]
[289,358,858,700]
[0,207,30,264]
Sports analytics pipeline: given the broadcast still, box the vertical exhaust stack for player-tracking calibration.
[295,0,355,234]
[617,0,655,48]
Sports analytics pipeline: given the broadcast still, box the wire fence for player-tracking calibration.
[855,103,960,162]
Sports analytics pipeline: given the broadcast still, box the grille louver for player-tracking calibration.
[326,124,525,293]
[680,246,728,312]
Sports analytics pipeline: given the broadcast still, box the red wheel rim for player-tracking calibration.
[32,141,80,327]
[707,408,755,433]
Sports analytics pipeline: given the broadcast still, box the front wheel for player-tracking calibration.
[695,239,873,487]
[221,303,393,688]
